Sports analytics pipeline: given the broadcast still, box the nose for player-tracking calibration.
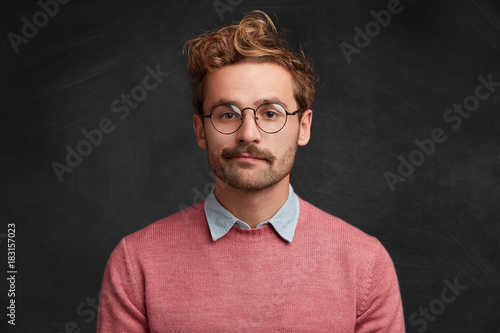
[235,109,261,143]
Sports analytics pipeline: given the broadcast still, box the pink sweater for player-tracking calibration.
[97,198,405,332]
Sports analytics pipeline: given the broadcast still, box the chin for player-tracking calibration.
[219,169,288,192]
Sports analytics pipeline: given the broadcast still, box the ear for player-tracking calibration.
[193,113,207,149]
[297,109,312,146]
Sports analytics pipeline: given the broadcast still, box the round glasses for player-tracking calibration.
[202,103,301,135]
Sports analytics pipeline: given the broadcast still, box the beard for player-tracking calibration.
[207,139,298,192]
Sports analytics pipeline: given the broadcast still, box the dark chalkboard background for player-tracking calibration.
[1,0,499,332]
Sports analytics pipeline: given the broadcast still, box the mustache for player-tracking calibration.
[221,145,276,163]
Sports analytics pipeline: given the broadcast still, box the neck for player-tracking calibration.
[214,176,290,228]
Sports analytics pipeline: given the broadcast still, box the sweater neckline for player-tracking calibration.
[217,223,286,243]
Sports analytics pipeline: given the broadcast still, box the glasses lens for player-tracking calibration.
[256,103,287,133]
[211,104,242,134]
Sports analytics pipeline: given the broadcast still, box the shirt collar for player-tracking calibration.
[204,184,300,243]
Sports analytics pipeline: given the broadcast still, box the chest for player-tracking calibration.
[142,246,359,332]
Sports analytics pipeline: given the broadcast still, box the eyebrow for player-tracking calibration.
[208,97,290,111]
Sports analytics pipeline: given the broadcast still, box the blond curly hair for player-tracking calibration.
[183,10,318,114]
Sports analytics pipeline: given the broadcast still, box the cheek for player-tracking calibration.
[264,138,294,159]
[276,127,300,147]
[205,131,232,151]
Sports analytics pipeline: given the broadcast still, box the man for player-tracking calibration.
[97,10,405,332]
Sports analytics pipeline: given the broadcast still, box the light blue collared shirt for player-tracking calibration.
[204,184,300,242]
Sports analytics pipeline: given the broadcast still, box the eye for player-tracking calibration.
[257,104,285,121]
[213,105,241,121]
[220,112,238,120]
[262,111,278,119]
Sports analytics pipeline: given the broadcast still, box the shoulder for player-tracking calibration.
[297,198,391,263]
[298,198,379,244]
[117,201,208,254]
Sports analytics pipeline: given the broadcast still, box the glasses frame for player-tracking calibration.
[201,102,302,135]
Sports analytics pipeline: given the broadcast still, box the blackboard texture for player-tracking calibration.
[1,0,499,332]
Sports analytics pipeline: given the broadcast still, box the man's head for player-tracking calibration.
[184,10,317,192]
[183,10,317,115]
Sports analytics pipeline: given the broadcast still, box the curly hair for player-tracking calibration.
[183,10,318,114]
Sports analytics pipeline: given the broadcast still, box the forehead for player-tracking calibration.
[203,61,296,110]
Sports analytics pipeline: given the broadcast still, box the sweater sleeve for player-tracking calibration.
[355,241,405,333]
[97,238,149,333]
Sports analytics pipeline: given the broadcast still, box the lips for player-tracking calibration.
[236,154,265,161]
